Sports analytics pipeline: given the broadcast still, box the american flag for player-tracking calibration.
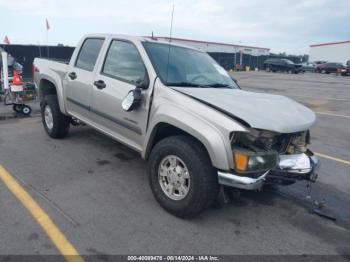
[46,18,50,30]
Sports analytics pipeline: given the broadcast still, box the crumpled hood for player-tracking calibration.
[172,87,316,133]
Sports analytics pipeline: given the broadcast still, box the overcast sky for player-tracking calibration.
[0,0,349,55]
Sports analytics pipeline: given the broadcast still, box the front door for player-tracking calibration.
[90,39,150,150]
[65,38,104,118]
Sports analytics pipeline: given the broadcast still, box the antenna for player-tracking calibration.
[165,3,175,83]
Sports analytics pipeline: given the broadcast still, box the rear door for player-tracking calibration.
[328,63,337,72]
[65,38,105,118]
[280,60,288,71]
[275,59,283,71]
[90,39,150,150]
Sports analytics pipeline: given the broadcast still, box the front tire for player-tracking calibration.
[41,95,70,138]
[148,136,219,218]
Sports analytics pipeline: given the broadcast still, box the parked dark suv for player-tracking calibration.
[264,58,302,74]
[341,61,350,76]
[316,62,346,74]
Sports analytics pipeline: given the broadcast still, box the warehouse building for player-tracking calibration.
[309,40,350,65]
[147,36,270,70]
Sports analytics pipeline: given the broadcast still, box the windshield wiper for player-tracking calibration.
[167,82,234,88]
[166,82,201,87]
[201,83,233,88]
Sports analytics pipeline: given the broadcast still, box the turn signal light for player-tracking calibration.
[32,64,39,75]
[234,152,249,171]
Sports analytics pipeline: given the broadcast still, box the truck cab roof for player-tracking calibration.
[80,33,203,52]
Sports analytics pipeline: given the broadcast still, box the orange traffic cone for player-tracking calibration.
[12,70,23,85]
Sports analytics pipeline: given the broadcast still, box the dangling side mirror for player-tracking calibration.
[122,87,142,112]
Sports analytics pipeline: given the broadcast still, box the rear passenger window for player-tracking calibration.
[102,40,146,85]
[75,38,104,71]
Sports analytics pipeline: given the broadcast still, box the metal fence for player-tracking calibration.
[0,44,75,78]
[0,44,308,77]
[209,52,308,71]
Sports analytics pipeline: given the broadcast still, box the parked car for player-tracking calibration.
[316,62,346,74]
[33,34,320,217]
[340,61,350,76]
[264,58,302,74]
[300,62,316,73]
[314,61,327,65]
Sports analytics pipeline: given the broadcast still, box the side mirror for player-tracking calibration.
[122,87,142,112]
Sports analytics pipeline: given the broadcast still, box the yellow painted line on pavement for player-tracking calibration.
[314,153,350,165]
[315,111,350,119]
[0,165,85,262]
[292,94,349,102]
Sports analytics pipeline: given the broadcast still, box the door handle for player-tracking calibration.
[68,72,77,80]
[94,80,106,89]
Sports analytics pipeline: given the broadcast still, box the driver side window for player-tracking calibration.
[102,40,147,85]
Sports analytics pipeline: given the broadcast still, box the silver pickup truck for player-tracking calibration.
[33,34,319,217]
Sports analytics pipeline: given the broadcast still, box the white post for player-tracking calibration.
[46,30,50,58]
[1,51,9,90]
[37,41,42,57]
[234,47,237,70]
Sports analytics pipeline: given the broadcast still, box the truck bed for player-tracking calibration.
[37,58,70,65]
[33,58,69,77]
[33,58,69,92]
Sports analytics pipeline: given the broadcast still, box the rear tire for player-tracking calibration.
[41,95,70,138]
[148,135,219,218]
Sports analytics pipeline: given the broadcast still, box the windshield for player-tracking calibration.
[282,59,294,65]
[143,42,238,88]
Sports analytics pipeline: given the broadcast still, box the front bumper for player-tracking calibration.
[218,170,269,190]
[267,152,320,184]
[218,152,320,190]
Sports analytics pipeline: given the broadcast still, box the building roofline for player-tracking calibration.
[310,40,350,47]
[145,36,270,51]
